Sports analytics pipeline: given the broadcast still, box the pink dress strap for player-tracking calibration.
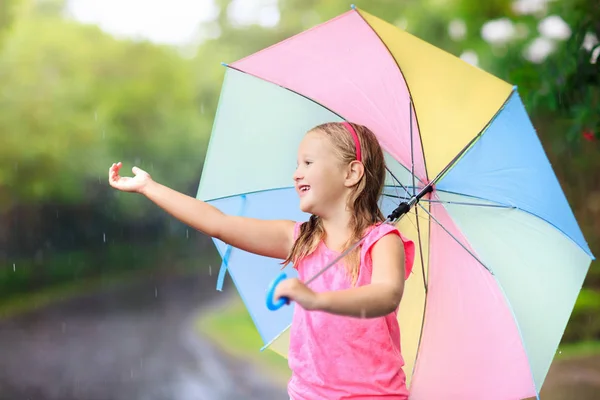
[360,222,415,279]
[293,221,303,241]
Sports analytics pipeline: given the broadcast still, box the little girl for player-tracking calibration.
[109,121,415,399]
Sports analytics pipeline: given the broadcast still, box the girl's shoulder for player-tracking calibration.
[293,220,304,241]
[361,222,415,278]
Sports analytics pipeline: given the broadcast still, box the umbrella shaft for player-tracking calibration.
[304,183,433,286]
[387,183,433,220]
[304,218,389,286]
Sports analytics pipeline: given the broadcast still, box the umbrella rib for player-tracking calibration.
[260,322,292,352]
[382,193,514,209]
[408,201,431,383]
[200,186,297,202]
[437,189,595,260]
[222,64,347,120]
[385,167,413,197]
[383,171,431,293]
[416,203,493,274]
[410,103,416,196]
[428,188,515,208]
[352,6,429,183]
[428,90,516,187]
[384,161,430,383]
[413,203,428,293]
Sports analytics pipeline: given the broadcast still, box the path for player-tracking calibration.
[0,269,288,400]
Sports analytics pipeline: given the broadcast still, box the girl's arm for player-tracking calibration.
[316,233,406,318]
[142,180,296,260]
[109,163,296,260]
[277,233,406,318]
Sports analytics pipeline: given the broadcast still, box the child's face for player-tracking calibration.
[294,130,348,216]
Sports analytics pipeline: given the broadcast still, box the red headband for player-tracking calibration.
[341,121,362,162]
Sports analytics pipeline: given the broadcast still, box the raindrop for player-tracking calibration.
[139,358,144,369]
[360,308,367,319]
[56,210,59,219]
[209,265,212,276]
[12,263,15,272]
[201,103,205,114]
[62,322,67,333]
[155,287,158,298]
[130,369,134,379]
[102,130,106,140]
[558,350,562,354]
[14,162,18,171]
[186,229,189,239]
[103,233,106,243]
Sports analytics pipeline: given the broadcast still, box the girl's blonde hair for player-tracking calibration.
[283,122,387,285]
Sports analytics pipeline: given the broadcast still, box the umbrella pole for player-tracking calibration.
[266,184,434,311]
[305,183,434,286]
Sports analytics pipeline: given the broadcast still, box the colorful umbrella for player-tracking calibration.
[196,5,594,399]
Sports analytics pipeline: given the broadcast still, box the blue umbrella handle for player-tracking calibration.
[266,272,290,311]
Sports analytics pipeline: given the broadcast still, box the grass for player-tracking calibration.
[0,271,130,318]
[195,294,291,387]
[0,252,207,319]
[0,266,179,319]
[556,340,600,360]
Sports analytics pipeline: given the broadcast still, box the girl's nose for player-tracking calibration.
[293,166,303,181]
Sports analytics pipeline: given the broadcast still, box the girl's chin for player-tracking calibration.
[299,203,312,214]
[299,198,315,214]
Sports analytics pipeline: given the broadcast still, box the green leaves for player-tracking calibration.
[0,15,207,214]
[0,0,20,50]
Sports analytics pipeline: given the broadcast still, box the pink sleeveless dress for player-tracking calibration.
[287,221,415,400]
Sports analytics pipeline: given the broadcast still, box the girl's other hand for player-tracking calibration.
[108,162,152,194]
[274,278,321,311]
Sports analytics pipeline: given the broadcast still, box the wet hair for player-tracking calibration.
[283,122,386,285]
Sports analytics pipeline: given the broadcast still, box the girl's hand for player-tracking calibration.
[274,278,321,311]
[108,162,152,194]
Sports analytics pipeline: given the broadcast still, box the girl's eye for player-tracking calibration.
[305,161,312,166]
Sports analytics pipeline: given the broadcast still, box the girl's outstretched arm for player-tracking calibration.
[274,232,406,318]
[109,162,296,260]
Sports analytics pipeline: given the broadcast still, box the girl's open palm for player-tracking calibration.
[108,162,151,193]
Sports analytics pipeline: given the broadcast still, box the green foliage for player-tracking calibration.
[518,0,599,144]
[564,288,600,342]
[0,0,19,47]
[196,294,291,385]
[0,12,207,218]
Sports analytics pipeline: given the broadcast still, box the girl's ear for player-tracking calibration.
[344,160,365,187]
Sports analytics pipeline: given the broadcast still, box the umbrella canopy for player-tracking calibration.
[196,6,594,399]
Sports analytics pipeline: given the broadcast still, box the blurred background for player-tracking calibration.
[0,0,598,399]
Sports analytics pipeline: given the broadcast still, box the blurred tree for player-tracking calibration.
[0,2,210,268]
[33,0,65,16]
[0,11,207,216]
[0,0,19,49]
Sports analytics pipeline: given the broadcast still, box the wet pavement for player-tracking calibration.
[0,269,288,400]
[0,268,598,400]
[537,354,600,400]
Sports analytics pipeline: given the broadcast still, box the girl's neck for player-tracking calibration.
[321,210,354,253]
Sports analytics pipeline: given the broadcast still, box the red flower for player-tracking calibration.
[583,130,596,142]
